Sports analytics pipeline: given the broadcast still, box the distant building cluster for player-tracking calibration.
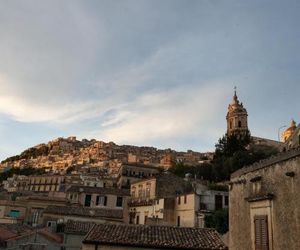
[0,137,213,174]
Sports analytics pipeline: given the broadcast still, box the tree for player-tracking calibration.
[205,208,229,234]
[212,133,278,181]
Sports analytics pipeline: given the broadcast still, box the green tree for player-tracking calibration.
[212,133,278,181]
[205,208,229,234]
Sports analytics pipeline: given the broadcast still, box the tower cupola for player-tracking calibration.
[226,87,249,138]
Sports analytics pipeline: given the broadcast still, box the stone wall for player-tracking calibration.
[229,149,300,250]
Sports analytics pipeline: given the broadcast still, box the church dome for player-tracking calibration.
[282,119,297,142]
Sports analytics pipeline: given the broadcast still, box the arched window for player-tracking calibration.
[238,121,242,128]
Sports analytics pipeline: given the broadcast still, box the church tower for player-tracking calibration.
[226,88,249,138]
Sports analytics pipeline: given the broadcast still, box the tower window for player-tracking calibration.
[238,121,242,128]
[230,121,233,129]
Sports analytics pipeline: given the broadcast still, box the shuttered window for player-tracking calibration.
[254,215,269,250]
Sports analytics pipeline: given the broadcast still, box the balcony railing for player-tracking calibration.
[128,197,154,207]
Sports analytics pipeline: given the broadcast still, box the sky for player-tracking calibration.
[0,0,299,160]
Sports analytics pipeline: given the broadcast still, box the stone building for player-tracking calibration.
[226,88,249,138]
[66,186,130,213]
[43,205,124,226]
[82,224,227,250]
[229,147,300,250]
[27,175,65,192]
[117,164,161,188]
[128,172,195,226]
[0,195,67,226]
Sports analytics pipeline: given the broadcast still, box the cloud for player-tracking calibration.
[85,82,229,149]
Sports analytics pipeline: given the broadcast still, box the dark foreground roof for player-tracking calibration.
[64,220,95,235]
[67,185,130,196]
[44,205,123,220]
[83,224,227,250]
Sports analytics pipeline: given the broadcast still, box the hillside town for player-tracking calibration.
[0,91,299,249]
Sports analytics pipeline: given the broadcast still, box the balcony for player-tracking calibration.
[128,197,154,207]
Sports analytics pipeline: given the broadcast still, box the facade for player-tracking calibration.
[129,172,194,226]
[129,174,228,228]
[226,89,249,138]
[27,175,65,192]
[43,205,124,225]
[229,147,300,250]
[117,164,161,188]
[66,186,130,212]
[3,175,29,193]
[82,224,227,250]
[0,196,67,226]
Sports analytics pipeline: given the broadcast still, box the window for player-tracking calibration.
[177,216,180,227]
[138,189,143,198]
[225,196,229,206]
[84,194,92,207]
[178,196,181,205]
[215,195,223,210]
[146,188,150,198]
[96,196,105,206]
[116,196,123,207]
[184,195,187,204]
[131,191,136,197]
[9,210,20,218]
[238,120,242,128]
[254,215,269,250]
[104,196,107,206]
[144,215,148,224]
[136,215,140,224]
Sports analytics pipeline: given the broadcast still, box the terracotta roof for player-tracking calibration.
[16,195,66,202]
[67,185,130,196]
[0,224,34,241]
[44,205,123,220]
[38,228,63,243]
[64,220,95,235]
[83,224,227,250]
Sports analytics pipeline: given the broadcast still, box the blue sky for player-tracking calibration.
[0,0,299,160]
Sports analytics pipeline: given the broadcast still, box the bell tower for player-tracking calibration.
[226,87,249,138]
